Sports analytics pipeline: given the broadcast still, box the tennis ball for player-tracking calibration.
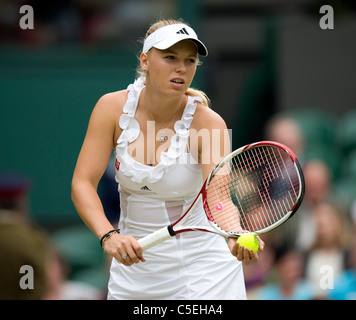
[237,234,259,253]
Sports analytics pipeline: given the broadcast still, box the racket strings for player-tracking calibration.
[205,145,301,234]
[231,146,299,230]
[237,147,297,230]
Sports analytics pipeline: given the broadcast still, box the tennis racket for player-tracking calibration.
[138,141,305,252]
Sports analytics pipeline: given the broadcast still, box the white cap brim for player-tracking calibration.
[143,24,208,57]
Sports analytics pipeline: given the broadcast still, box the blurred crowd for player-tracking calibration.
[243,110,356,300]
[0,173,109,299]
[0,0,175,46]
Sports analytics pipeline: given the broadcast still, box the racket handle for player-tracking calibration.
[138,226,173,251]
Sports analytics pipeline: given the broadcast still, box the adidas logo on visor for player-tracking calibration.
[176,27,189,35]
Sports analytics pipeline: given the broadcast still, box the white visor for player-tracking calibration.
[143,24,208,56]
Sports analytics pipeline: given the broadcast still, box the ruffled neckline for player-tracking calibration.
[115,76,201,184]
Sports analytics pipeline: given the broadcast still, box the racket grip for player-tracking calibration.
[138,226,173,252]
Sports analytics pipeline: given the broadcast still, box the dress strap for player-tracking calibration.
[173,95,202,139]
[117,77,145,143]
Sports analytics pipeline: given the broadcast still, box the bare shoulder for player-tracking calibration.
[85,89,128,147]
[89,89,128,131]
[191,101,227,131]
[94,89,128,116]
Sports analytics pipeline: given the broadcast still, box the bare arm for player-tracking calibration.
[71,93,117,237]
[71,92,144,265]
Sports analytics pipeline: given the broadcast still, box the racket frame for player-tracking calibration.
[207,140,305,235]
[138,141,305,251]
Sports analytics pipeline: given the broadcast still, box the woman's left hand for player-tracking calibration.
[227,236,265,265]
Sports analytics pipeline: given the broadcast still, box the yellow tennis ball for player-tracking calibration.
[237,234,259,253]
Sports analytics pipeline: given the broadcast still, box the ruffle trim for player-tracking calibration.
[115,76,201,184]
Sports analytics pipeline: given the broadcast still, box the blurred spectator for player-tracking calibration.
[328,234,356,300]
[254,246,314,300]
[0,172,105,299]
[43,245,104,300]
[42,245,67,300]
[0,172,49,299]
[305,201,350,299]
[268,159,333,251]
[303,160,332,207]
[295,160,333,251]
[264,114,304,159]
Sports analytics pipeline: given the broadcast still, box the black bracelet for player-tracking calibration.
[100,229,120,247]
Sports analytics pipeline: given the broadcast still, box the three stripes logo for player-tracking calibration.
[140,185,157,194]
[176,27,189,35]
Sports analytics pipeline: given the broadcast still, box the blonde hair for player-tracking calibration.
[137,19,210,107]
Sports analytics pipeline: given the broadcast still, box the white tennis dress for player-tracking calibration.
[107,77,246,300]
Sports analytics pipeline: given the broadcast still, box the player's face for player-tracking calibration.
[141,40,198,96]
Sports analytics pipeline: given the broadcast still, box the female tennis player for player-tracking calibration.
[71,19,264,299]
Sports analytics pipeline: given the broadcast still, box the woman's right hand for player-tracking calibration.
[102,233,145,266]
